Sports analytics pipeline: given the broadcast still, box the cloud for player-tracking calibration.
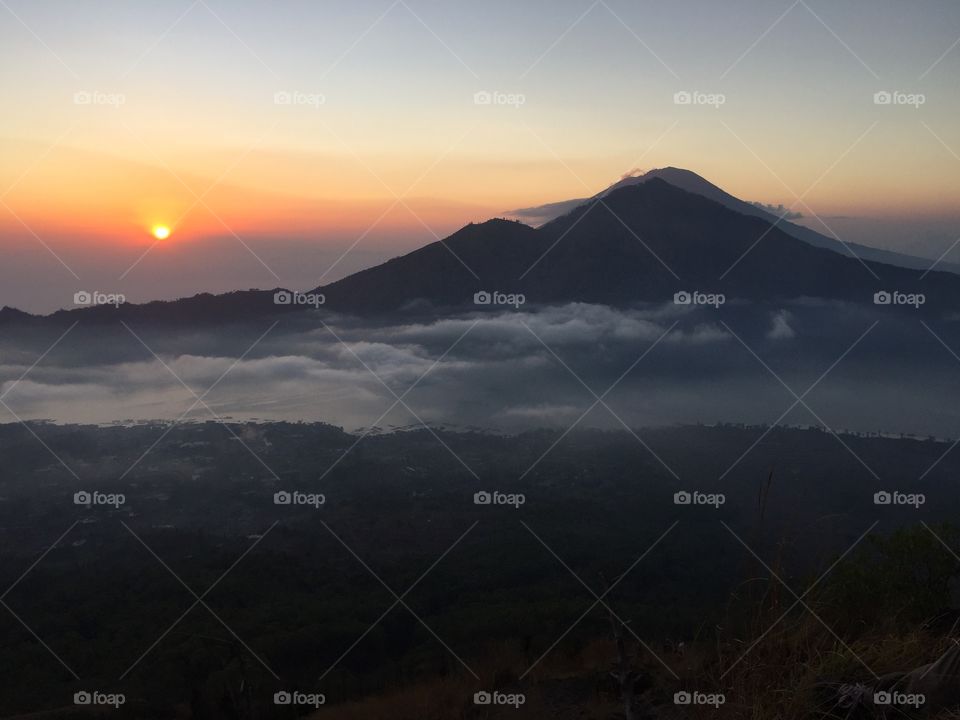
[502,199,586,226]
[750,201,803,220]
[619,167,647,180]
[767,310,796,340]
[1,302,960,438]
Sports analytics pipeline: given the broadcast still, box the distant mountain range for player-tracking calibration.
[2,169,954,325]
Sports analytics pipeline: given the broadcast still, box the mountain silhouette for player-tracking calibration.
[2,174,954,325]
[317,219,540,314]
[510,167,960,276]
[315,178,946,312]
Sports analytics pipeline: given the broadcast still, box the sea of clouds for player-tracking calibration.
[1,301,958,438]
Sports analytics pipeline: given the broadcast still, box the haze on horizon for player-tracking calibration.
[2,0,959,312]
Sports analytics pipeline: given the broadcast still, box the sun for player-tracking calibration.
[152,225,171,240]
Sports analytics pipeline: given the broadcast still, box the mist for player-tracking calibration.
[2,301,959,439]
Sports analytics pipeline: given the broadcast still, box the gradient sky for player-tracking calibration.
[2,0,959,311]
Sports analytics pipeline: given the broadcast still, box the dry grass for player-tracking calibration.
[669,608,959,719]
[305,531,960,720]
[303,621,960,720]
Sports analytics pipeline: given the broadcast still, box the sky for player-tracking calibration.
[2,0,959,312]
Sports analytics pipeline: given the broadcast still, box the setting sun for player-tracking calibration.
[152,225,171,240]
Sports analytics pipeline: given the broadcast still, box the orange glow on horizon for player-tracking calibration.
[2,133,958,252]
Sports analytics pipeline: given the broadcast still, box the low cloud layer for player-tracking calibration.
[1,302,959,438]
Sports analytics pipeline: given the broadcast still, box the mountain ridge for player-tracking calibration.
[2,174,954,325]
[510,167,960,276]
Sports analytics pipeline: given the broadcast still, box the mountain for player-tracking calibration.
[0,291,287,327]
[3,174,956,325]
[508,167,960,276]
[522,178,941,304]
[318,219,541,314]
[313,177,946,313]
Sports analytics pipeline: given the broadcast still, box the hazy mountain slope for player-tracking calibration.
[509,167,960,275]
[635,168,960,274]
[316,219,543,313]
[0,290,285,327]
[524,178,935,304]
[310,178,953,312]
